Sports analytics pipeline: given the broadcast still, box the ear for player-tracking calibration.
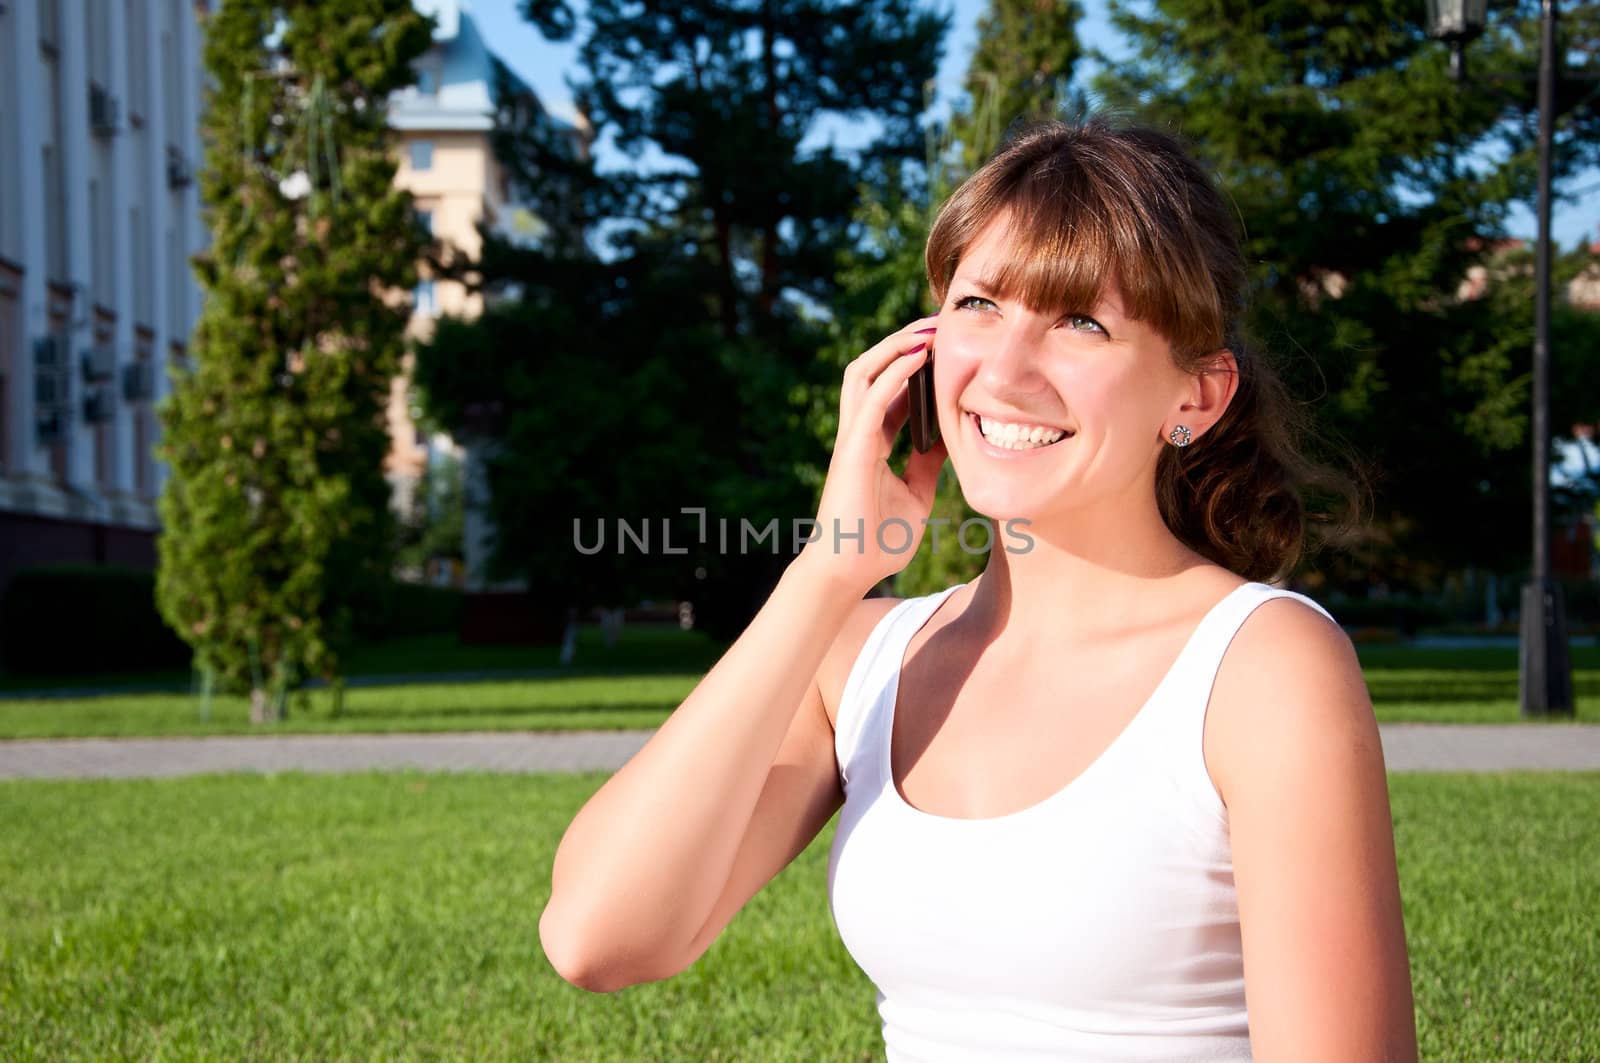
[1168,349,1239,443]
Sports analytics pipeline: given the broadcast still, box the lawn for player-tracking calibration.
[1,630,1598,738]
[1,771,1595,1060]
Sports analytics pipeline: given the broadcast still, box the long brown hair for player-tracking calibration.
[925,118,1364,583]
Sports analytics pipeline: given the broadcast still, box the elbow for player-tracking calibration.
[538,900,677,994]
[539,901,618,993]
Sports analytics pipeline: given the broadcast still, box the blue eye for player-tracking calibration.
[1066,315,1107,334]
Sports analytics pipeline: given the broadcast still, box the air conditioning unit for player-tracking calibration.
[122,361,155,402]
[34,335,69,406]
[82,344,116,383]
[166,145,193,189]
[33,334,63,369]
[37,408,67,444]
[89,84,122,135]
[35,371,66,406]
[84,387,115,424]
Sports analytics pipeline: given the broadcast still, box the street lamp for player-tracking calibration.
[1427,0,1575,718]
[1426,0,1490,79]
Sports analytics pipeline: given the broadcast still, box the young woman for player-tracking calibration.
[540,119,1418,1061]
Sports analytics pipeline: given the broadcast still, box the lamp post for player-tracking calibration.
[1427,0,1575,718]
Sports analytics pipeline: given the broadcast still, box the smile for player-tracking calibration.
[965,410,1074,452]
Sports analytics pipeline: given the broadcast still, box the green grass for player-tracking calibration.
[2,637,1598,739]
[1,772,1595,1060]
[1358,644,1600,723]
[0,772,882,1061]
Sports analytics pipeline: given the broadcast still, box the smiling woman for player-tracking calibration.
[539,118,1411,1063]
[924,122,1363,582]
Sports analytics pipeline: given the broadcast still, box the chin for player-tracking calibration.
[952,479,1056,529]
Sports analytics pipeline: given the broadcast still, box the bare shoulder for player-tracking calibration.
[1204,595,1416,1056]
[814,595,904,732]
[1207,595,1376,806]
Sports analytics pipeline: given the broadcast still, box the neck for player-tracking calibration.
[962,484,1214,648]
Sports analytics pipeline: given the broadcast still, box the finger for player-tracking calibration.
[843,319,938,397]
[849,347,928,451]
[902,434,949,510]
[861,344,929,412]
[841,334,931,436]
[880,386,911,452]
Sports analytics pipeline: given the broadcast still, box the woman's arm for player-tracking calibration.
[539,316,946,992]
[1210,598,1418,1062]
[538,553,862,992]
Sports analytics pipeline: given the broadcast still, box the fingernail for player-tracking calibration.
[906,342,926,354]
[914,327,937,334]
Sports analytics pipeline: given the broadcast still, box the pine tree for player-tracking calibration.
[155,0,433,722]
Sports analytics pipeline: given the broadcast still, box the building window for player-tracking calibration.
[410,139,434,171]
[414,280,436,316]
[416,209,433,237]
[417,65,438,96]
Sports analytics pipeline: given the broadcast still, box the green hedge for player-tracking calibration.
[0,565,191,677]
[0,569,468,678]
[350,581,464,642]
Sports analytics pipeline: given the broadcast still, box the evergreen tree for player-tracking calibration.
[416,0,949,638]
[155,0,432,721]
[1093,0,1600,591]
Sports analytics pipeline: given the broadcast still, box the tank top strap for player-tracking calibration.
[1138,581,1340,821]
[834,584,966,788]
[1179,583,1337,671]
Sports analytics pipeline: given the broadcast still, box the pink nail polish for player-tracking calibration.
[906,342,926,354]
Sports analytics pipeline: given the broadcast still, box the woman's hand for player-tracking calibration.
[800,315,949,595]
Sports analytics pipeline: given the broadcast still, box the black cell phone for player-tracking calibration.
[908,348,940,453]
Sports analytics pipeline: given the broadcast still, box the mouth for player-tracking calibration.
[965,409,1075,452]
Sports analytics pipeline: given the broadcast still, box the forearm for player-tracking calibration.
[539,549,860,981]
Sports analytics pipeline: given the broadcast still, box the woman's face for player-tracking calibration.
[934,214,1194,526]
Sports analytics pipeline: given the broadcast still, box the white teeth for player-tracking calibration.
[974,413,1068,450]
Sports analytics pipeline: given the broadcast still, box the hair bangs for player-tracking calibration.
[928,127,1229,357]
[972,185,1121,327]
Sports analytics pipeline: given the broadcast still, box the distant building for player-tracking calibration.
[387,0,591,589]
[0,0,590,600]
[0,0,207,594]
[1456,233,1600,308]
[1569,235,1600,311]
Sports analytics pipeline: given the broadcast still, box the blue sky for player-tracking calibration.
[464,0,1599,249]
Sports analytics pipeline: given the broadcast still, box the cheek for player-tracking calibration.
[931,335,982,396]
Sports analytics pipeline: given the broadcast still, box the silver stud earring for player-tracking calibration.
[1168,425,1193,447]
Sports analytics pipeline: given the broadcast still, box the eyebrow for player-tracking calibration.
[953,275,1126,324]
[953,275,1000,293]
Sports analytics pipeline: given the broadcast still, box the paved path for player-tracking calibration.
[2,724,1599,780]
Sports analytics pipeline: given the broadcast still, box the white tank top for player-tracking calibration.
[826,580,1336,1062]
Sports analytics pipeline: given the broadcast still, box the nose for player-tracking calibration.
[975,320,1049,398]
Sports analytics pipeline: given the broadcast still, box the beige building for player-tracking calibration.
[386,0,590,588]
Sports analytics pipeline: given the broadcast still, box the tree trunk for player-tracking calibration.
[250,686,270,725]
